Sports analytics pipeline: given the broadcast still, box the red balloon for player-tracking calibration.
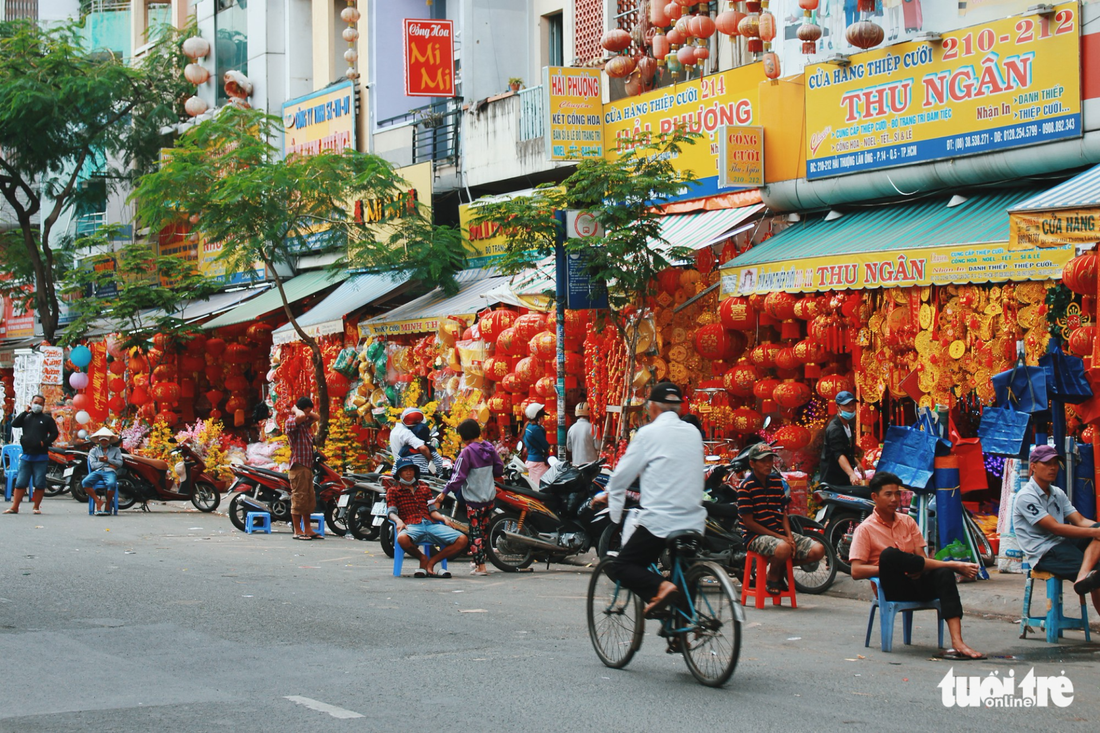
[72,393,90,411]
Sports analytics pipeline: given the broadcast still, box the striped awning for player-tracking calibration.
[360,273,511,336]
[653,204,764,251]
[1010,164,1100,212]
[1009,164,1100,248]
[272,273,410,344]
[203,270,345,330]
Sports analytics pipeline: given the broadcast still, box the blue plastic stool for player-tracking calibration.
[4,445,24,501]
[865,577,944,652]
[245,512,272,534]
[1020,568,1091,643]
[310,513,325,537]
[391,521,448,577]
[85,460,119,516]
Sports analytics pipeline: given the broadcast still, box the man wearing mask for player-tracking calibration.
[4,395,59,515]
[819,391,862,486]
[566,403,599,465]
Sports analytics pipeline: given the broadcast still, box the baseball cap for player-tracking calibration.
[835,391,856,406]
[575,403,590,417]
[525,402,546,420]
[1029,445,1062,464]
[648,382,684,405]
[747,443,778,461]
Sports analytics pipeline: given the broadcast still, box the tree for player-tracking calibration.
[471,130,701,439]
[57,225,219,348]
[132,106,466,442]
[0,19,192,342]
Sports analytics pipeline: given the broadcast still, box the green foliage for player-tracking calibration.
[0,18,192,341]
[58,225,218,348]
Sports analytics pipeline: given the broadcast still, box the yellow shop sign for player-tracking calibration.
[1010,208,1100,249]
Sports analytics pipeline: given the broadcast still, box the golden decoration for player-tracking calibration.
[696,311,717,326]
[919,395,935,409]
[669,363,689,383]
[989,285,1002,301]
[914,331,933,354]
[918,371,935,392]
[671,327,687,344]
[669,344,688,362]
[1016,282,1045,304]
[979,316,994,341]
[920,286,931,302]
[868,313,884,333]
[918,304,933,329]
[1017,305,1038,330]
[949,340,966,359]
[984,302,1001,316]
[652,357,669,381]
[656,309,674,327]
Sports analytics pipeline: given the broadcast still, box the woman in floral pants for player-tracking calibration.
[436,419,504,576]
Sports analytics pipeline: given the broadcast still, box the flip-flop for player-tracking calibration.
[292,535,312,541]
[940,649,986,660]
[308,534,324,540]
[1073,570,1100,596]
[765,582,784,596]
[32,509,42,515]
[2,509,17,514]
[431,570,452,579]
[644,588,681,619]
[413,569,428,578]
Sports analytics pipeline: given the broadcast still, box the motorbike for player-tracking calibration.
[46,446,82,496]
[70,442,222,512]
[485,458,607,572]
[341,472,387,542]
[226,452,348,532]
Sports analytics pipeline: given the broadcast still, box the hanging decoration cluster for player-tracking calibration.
[181,36,211,117]
[846,0,885,49]
[796,0,822,55]
[342,1,361,81]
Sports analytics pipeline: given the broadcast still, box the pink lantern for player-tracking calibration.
[665,2,683,22]
[601,28,633,53]
[651,1,671,26]
[691,14,716,39]
[677,45,697,67]
[652,32,670,60]
[667,27,686,45]
[694,46,710,62]
[716,6,745,37]
[69,372,89,390]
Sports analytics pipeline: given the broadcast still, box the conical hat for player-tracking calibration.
[89,427,118,441]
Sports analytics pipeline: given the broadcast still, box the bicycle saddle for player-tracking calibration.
[665,530,704,556]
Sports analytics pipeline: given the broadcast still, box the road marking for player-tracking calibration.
[285,696,364,719]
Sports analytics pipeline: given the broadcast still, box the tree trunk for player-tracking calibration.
[269,260,330,445]
[17,212,59,343]
[617,314,642,443]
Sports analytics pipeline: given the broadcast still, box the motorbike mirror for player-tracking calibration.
[762,416,772,430]
[516,441,523,452]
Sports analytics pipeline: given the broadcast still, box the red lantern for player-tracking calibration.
[694,324,744,361]
[666,2,683,21]
[764,291,798,320]
[846,20,884,49]
[184,334,207,354]
[513,314,546,343]
[72,393,90,411]
[130,387,150,405]
[774,346,800,371]
[601,28,632,52]
[155,410,178,426]
[128,354,148,373]
[535,376,557,399]
[224,343,251,364]
[152,364,177,383]
[793,339,825,364]
[181,354,205,372]
[205,338,226,357]
[716,7,744,37]
[500,373,523,393]
[750,341,781,368]
[793,298,818,320]
[657,267,681,295]
[774,424,811,451]
[489,393,512,414]
[152,333,173,351]
[780,319,801,340]
[731,407,764,434]
[530,331,557,359]
[690,13,716,38]
[224,374,249,393]
[774,380,812,409]
[753,377,780,401]
[151,382,180,403]
[758,11,777,42]
[1063,252,1098,296]
[482,357,510,381]
[514,357,543,388]
[224,396,245,415]
[652,31,670,60]
[495,327,521,356]
[1069,326,1095,357]
[724,363,759,397]
[206,389,224,406]
[480,310,518,342]
[246,322,274,343]
[606,55,637,78]
[817,374,853,401]
[109,359,126,376]
[720,297,757,330]
[205,364,224,384]
[564,310,590,340]
[108,395,126,414]
[108,377,126,393]
[562,351,584,375]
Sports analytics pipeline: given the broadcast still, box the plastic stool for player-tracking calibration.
[865,577,944,652]
[310,513,325,537]
[245,512,272,534]
[86,487,119,516]
[741,549,797,608]
[1020,569,1091,643]
[391,521,449,577]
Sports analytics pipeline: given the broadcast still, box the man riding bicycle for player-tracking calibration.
[606,382,706,618]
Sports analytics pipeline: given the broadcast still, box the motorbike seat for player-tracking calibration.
[127,454,170,471]
[704,501,739,519]
[665,530,704,556]
[505,484,551,501]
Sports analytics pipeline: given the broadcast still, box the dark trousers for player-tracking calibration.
[878,547,963,620]
[608,525,667,601]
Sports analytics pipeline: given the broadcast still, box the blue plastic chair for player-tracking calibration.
[84,459,118,516]
[865,577,944,652]
[3,444,23,501]
[1020,567,1091,643]
[391,520,448,577]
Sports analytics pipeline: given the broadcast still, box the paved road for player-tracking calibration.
[1,497,1098,732]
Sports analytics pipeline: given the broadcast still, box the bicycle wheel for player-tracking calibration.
[793,536,838,594]
[681,561,742,687]
[586,558,644,669]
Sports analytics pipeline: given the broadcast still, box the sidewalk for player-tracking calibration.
[825,567,1100,631]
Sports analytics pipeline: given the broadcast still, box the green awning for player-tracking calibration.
[718,187,1073,294]
[202,270,345,329]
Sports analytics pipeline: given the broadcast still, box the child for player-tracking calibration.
[438,419,503,576]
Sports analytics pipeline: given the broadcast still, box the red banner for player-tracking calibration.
[87,341,109,423]
[403,19,455,97]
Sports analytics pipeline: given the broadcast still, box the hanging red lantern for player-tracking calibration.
[109,359,126,376]
[774,424,811,451]
[817,373,853,401]
[657,267,682,295]
[480,310,518,342]
[180,354,205,372]
[601,28,633,53]
[724,362,759,397]
[530,331,557,359]
[205,338,227,357]
[224,374,249,393]
[764,291,798,320]
[495,327,520,356]
[128,354,148,373]
[535,376,557,399]
[606,55,638,78]
[758,12,777,42]
[72,393,90,411]
[1063,252,1098,296]
[793,339,825,364]
[694,324,745,361]
[206,389,224,406]
[774,346,800,371]
[184,334,207,354]
[780,320,801,340]
[793,297,818,320]
[205,364,224,384]
[731,407,764,434]
[224,343,252,364]
[155,410,178,426]
[108,377,126,393]
[564,310,590,339]
[653,31,670,61]
[513,314,546,343]
[846,20,884,49]
[651,1,671,26]
[152,364,177,383]
[488,393,513,414]
[753,377,780,401]
[500,373,523,393]
[246,322,274,343]
[224,396,244,415]
[1069,325,1095,357]
[774,380,812,409]
[152,333,173,352]
[676,44,697,67]
[130,387,150,405]
[151,382,181,403]
[665,2,683,22]
[515,357,543,388]
[562,351,584,375]
[715,2,745,37]
[750,341,781,368]
[108,395,126,414]
[691,14,716,39]
[482,357,510,381]
[797,20,823,54]
[719,297,757,330]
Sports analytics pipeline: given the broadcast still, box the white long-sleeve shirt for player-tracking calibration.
[606,410,706,538]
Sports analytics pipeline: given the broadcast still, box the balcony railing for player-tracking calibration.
[518,85,544,142]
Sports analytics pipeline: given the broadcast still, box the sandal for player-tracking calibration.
[940,649,986,660]
[33,509,42,515]
[292,535,312,541]
[2,509,17,514]
[414,569,429,578]
[765,581,784,596]
[430,570,452,579]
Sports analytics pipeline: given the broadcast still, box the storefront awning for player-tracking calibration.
[1009,164,1100,249]
[720,188,1074,295]
[203,270,345,330]
[360,273,512,336]
[655,204,764,251]
[272,272,411,344]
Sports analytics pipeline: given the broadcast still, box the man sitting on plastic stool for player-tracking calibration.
[84,427,123,515]
[385,457,466,578]
[1012,445,1100,612]
[850,471,983,660]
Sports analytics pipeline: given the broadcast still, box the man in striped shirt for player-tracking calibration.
[736,443,825,595]
[285,397,320,540]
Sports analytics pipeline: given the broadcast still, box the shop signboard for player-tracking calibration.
[198,239,266,286]
[355,161,433,244]
[1009,207,1100,249]
[459,201,511,268]
[39,346,64,386]
[603,63,765,202]
[544,66,604,161]
[561,210,608,311]
[718,125,764,189]
[805,2,1082,180]
[0,294,35,339]
[720,242,1075,296]
[282,81,356,157]
[403,19,455,97]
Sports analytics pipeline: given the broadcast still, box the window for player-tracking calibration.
[215,0,248,107]
[546,12,563,68]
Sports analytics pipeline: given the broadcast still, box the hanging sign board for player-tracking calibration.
[39,346,64,386]
[718,125,764,189]
[544,66,604,161]
[1009,207,1100,249]
[403,19,456,97]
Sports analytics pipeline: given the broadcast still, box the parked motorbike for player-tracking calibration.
[342,475,386,542]
[226,452,348,532]
[485,458,607,572]
[46,447,81,496]
[69,442,221,512]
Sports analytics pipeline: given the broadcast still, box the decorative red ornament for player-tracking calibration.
[719,296,757,330]
[108,377,126,393]
[665,2,683,22]
[1063,252,1098,296]
[108,395,126,413]
[128,354,148,373]
[224,396,245,415]
[780,319,801,340]
[715,7,745,37]
[494,327,518,356]
[799,0,820,9]
[694,324,745,361]
[651,0,671,26]
[327,370,351,397]
[151,382,180,404]
[500,373,523,393]
[72,393,90,411]
[109,359,126,376]
[606,55,638,78]
[797,21,822,54]
[774,346,800,371]
[155,410,178,426]
[206,389,224,406]
[846,20,884,49]
[731,407,764,434]
[1069,325,1095,357]
[514,357,543,388]
[530,331,557,359]
[561,351,585,375]
[601,28,632,52]
[652,31,670,61]
[764,291,798,320]
[224,343,252,364]
[816,373,853,401]
[758,12,777,42]
[488,393,512,414]
[774,424,811,451]
[184,334,206,354]
[130,387,150,405]
[535,376,557,399]
[793,297,818,320]
[204,338,226,357]
[513,314,546,343]
[724,362,759,397]
[224,374,249,393]
[482,357,510,381]
[180,354,205,373]
[563,310,590,339]
[657,267,682,295]
[246,323,274,343]
[691,13,716,39]
[677,45,697,67]
[753,377,780,401]
[793,339,825,364]
[773,380,812,409]
[151,364,177,383]
[152,333,173,352]
[750,341,781,368]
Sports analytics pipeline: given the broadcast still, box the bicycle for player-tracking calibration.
[586,530,744,687]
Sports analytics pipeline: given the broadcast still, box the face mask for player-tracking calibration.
[398,476,417,486]
[31,404,43,414]
[839,410,856,421]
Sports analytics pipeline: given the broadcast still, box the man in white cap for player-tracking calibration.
[83,427,123,516]
[566,403,599,465]
[390,407,444,476]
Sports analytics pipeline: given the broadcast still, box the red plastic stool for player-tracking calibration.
[741,550,797,609]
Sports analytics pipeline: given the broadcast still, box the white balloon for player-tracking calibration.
[75,410,91,425]
[77,429,88,440]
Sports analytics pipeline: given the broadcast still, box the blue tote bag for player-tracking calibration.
[876,414,948,491]
[976,403,1030,456]
[992,361,1048,413]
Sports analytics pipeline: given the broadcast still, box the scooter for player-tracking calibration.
[46,447,81,496]
[69,442,221,512]
[226,452,348,532]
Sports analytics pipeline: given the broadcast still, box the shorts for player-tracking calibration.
[15,458,48,491]
[403,521,463,547]
[288,465,315,515]
[747,532,819,563]
[1035,523,1100,580]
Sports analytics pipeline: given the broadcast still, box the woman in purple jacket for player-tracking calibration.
[437,419,504,575]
